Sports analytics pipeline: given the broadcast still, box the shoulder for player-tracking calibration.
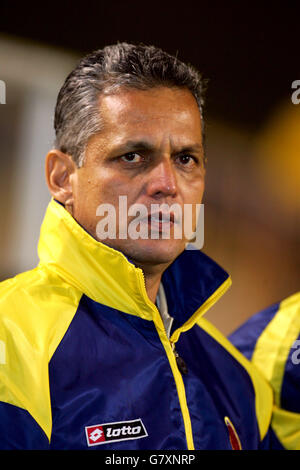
[229,292,300,393]
[229,301,280,360]
[0,264,83,360]
[0,265,82,333]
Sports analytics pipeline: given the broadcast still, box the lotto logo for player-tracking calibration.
[85,418,148,446]
[86,426,105,444]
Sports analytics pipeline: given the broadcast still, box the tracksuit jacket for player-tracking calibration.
[230,292,300,449]
[0,199,282,449]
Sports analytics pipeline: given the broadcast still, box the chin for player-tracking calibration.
[113,239,186,267]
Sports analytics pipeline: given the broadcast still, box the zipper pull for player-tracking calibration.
[171,342,188,375]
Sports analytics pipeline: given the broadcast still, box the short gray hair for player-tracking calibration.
[54,42,207,167]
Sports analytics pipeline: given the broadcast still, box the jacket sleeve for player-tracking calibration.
[0,401,49,449]
[0,276,53,450]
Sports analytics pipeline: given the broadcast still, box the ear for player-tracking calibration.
[45,149,76,212]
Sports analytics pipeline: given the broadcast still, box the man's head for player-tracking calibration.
[54,43,206,167]
[46,43,207,271]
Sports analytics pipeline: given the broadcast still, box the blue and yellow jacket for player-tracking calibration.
[0,199,280,449]
[230,292,300,449]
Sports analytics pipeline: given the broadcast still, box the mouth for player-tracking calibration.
[123,206,184,239]
[145,211,180,236]
[148,211,176,224]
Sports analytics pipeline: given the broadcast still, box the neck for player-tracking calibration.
[129,260,169,304]
[143,271,162,304]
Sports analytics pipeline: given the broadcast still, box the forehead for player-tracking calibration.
[96,86,203,146]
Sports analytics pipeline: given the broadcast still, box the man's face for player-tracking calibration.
[70,86,205,268]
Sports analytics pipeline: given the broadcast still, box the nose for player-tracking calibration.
[146,157,178,199]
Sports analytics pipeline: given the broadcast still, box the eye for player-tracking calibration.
[120,152,143,163]
[176,154,198,166]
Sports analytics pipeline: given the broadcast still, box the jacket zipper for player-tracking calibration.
[136,267,188,374]
[170,341,188,375]
[136,268,194,449]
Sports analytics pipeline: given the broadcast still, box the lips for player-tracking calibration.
[148,211,176,224]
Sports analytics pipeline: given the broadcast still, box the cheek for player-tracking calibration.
[183,177,205,205]
[75,169,109,203]
[74,169,139,221]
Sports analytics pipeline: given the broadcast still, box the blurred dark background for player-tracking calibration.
[0,1,299,334]
[2,1,300,129]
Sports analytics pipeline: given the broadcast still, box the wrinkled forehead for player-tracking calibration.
[95,86,203,144]
[84,90,203,162]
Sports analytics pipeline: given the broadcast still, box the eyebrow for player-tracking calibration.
[114,140,156,154]
[111,139,203,155]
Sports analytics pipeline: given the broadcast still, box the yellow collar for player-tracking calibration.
[37,199,231,329]
[38,199,156,321]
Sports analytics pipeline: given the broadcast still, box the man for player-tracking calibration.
[0,43,282,449]
[230,292,300,449]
